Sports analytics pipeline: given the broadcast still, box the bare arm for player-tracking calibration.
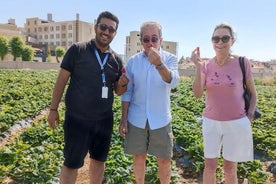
[148,47,172,83]
[119,101,130,137]
[191,47,205,98]
[155,64,172,83]
[192,65,205,98]
[47,68,70,129]
[114,74,129,96]
[246,77,257,121]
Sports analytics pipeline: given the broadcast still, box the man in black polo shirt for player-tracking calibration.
[47,11,128,184]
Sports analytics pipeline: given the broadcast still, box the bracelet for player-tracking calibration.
[50,108,58,111]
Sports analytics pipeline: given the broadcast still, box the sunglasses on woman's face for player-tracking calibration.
[142,37,159,43]
[211,35,231,43]
[97,23,116,34]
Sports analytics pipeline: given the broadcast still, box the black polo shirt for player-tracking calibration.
[61,39,123,120]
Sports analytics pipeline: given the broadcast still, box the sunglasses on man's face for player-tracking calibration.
[142,37,159,43]
[211,35,231,43]
[97,23,116,34]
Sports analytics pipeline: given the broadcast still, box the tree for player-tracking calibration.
[55,46,66,63]
[22,45,35,61]
[0,35,9,61]
[9,36,25,61]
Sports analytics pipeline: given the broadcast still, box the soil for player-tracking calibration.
[76,154,90,184]
[75,154,200,184]
[1,110,275,184]
[0,110,200,184]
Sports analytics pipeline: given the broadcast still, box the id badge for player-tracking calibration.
[102,86,108,98]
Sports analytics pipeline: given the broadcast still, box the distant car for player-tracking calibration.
[33,49,46,62]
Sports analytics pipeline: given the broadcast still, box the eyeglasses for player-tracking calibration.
[97,23,116,34]
[142,37,159,43]
[211,35,231,43]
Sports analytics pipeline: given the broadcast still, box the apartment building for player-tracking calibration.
[25,13,95,55]
[125,31,178,62]
[0,19,25,40]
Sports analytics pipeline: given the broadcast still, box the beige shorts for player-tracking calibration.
[202,116,253,162]
[124,122,173,159]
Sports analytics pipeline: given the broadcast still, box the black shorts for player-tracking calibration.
[63,114,114,169]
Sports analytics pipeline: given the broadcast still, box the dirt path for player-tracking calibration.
[76,154,90,184]
[76,154,200,184]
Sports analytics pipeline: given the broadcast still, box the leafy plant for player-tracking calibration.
[9,36,24,61]
[0,71,275,183]
[0,35,9,60]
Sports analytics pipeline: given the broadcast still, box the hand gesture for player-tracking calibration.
[191,47,202,68]
[118,67,129,87]
[147,47,162,66]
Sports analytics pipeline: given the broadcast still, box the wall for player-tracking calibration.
[0,61,60,70]
[0,61,275,78]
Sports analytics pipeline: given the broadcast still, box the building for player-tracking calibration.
[125,31,178,62]
[0,18,25,40]
[0,19,26,61]
[25,13,95,55]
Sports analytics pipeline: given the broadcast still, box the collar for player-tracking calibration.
[91,39,112,54]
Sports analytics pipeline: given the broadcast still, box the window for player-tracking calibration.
[62,25,66,31]
[56,26,60,31]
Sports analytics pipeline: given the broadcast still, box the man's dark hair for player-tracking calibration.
[96,11,119,30]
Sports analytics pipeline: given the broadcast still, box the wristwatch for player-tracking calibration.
[155,63,165,70]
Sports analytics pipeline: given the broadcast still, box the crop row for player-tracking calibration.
[0,69,275,183]
[0,69,57,133]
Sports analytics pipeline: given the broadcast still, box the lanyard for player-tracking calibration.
[95,49,109,86]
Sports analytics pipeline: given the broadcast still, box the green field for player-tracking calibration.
[0,69,275,183]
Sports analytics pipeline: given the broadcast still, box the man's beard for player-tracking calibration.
[95,35,111,49]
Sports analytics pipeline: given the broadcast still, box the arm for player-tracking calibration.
[119,101,130,137]
[192,65,205,98]
[148,47,172,83]
[114,74,129,96]
[47,68,71,129]
[246,76,257,120]
[191,47,205,98]
[155,63,172,83]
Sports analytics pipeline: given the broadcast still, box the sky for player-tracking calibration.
[1,0,275,61]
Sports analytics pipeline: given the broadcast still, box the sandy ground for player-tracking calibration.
[75,154,200,184]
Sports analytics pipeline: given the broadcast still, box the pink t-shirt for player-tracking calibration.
[202,56,252,121]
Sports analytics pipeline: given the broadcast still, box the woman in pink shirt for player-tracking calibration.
[190,23,257,184]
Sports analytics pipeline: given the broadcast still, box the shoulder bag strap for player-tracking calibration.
[239,56,246,89]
